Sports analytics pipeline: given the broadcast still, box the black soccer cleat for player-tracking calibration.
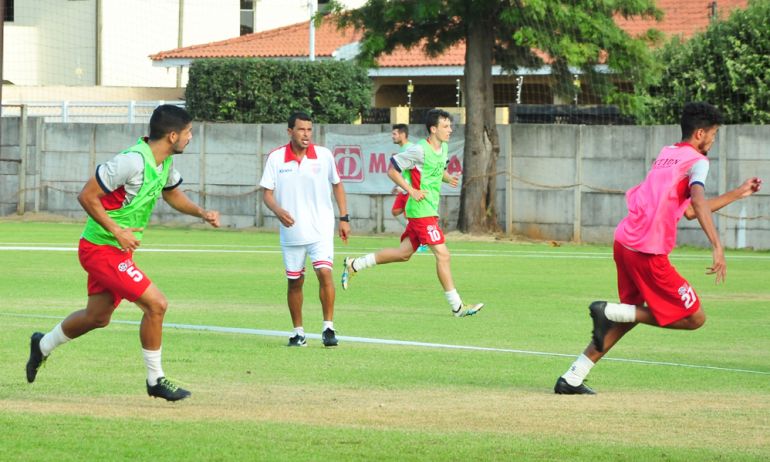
[554,377,596,395]
[589,301,614,353]
[322,328,338,347]
[287,334,307,347]
[147,377,191,402]
[26,332,47,383]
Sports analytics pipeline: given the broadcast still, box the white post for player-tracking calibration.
[308,1,315,61]
[17,105,28,215]
[128,100,136,123]
[62,101,69,123]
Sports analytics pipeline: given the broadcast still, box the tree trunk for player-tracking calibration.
[458,22,500,233]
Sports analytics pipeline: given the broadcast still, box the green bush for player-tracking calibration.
[645,0,770,124]
[185,59,372,123]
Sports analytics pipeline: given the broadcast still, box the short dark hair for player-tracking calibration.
[148,105,192,141]
[392,124,409,136]
[288,112,312,128]
[424,109,452,132]
[681,102,723,139]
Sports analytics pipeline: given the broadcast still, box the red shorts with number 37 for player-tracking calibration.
[78,238,151,308]
[613,241,700,326]
[401,216,445,251]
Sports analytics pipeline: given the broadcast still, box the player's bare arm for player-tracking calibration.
[690,184,726,283]
[78,177,141,251]
[332,182,351,243]
[442,170,459,188]
[387,164,424,201]
[262,188,295,227]
[684,177,763,220]
[162,187,220,228]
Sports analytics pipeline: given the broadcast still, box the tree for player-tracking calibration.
[645,0,770,124]
[327,0,661,233]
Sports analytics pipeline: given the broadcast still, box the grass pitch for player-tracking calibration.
[1,221,768,461]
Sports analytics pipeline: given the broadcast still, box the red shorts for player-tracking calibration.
[78,238,151,307]
[392,193,408,214]
[401,216,445,251]
[613,241,700,326]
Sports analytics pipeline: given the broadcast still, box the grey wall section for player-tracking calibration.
[1,118,768,249]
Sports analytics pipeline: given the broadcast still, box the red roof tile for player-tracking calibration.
[616,0,748,39]
[151,20,362,60]
[151,1,749,66]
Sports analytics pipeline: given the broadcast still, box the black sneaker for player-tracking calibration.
[146,377,191,401]
[322,328,338,347]
[554,377,596,395]
[26,332,47,383]
[287,334,307,347]
[589,301,614,353]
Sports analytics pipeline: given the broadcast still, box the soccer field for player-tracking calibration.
[1,221,768,461]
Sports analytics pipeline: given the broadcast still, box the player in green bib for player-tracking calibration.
[26,105,220,401]
[342,109,484,317]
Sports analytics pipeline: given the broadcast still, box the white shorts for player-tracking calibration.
[282,239,334,279]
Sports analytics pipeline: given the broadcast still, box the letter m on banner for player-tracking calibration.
[334,145,364,182]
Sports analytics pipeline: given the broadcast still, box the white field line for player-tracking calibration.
[2,244,770,260]
[4,312,769,376]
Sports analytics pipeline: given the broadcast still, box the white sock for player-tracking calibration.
[445,289,462,311]
[39,322,72,357]
[142,348,165,386]
[561,354,595,386]
[351,253,377,272]
[605,303,637,322]
[293,327,305,337]
[323,321,334,331]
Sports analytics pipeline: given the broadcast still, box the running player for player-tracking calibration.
[341,109,483,317]
[26,105,220,401]
[554,102,762,394]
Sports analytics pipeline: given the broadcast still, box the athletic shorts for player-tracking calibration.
[401,216,445,251]
[78,238,151,308]
[613,241,701,326]
[282,239,334,279]
[391,192,408,214]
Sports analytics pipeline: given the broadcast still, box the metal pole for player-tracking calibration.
[0,0,5,118]
[308,1,315,61]
[96,0,102,85]
[17,105,28,214]
[177,0,184,87]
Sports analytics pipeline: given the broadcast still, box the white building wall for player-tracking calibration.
[100,0,239,87]
[253,0,367,32]
[5,0,96,86]
[3,0,238,88]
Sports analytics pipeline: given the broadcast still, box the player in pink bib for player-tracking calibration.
[554,102,763,394]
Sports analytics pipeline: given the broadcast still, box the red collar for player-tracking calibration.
[675,142,707,156]
[284,142,317,163]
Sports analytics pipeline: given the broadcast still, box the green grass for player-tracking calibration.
[1,221,769,461]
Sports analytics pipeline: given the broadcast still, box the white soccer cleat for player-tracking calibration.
[453,302,484,317]
[341,257,355,290]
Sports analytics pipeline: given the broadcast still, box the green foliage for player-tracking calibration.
[328,0,662,116]
[185,59,371,123]
[644,0,770,124]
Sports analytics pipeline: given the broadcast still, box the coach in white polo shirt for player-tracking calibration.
[260,112,350,348]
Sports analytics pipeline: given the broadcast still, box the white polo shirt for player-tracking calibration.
[260,143,341,246]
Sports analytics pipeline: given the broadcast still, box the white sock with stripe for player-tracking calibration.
[39,322,72,357]
[142,348,165,386]
[445,289,462,311]
[351,253,376,272]
[604,303,637,322]
[561,354,595,386]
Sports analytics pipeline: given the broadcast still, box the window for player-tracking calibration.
[4,0,14,22]
[240,0,254,35]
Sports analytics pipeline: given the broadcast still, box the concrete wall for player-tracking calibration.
[2,118,768,249]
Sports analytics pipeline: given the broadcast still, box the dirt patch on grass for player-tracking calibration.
[4,385,768,451]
